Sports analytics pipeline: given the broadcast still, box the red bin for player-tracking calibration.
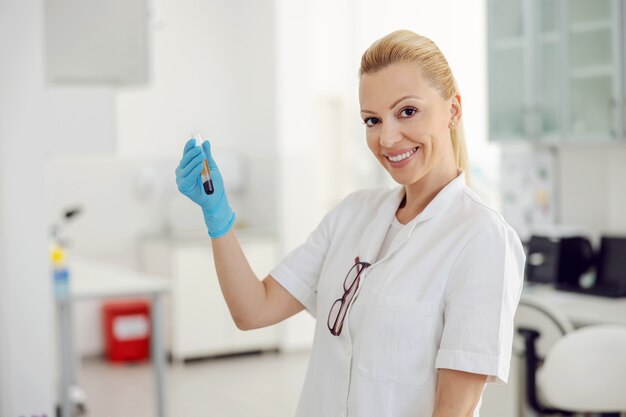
[102,299,151,362]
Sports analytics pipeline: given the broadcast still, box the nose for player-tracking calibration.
[379,119,402,148]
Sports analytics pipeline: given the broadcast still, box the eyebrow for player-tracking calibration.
[360,95,423,114]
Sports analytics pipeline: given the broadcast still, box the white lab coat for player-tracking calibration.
[270,170,526,417]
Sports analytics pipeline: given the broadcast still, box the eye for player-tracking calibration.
[363,117,380,127]
[399,107,418,118]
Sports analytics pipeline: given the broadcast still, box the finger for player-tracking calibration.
[181,152,207,177]
[187,159,205,180]
[202,140,219,172]
[178,145,203,170]
[182,138,196,158]
[177,158,202,186]
[178,163,204,192]
[178,174,198,194]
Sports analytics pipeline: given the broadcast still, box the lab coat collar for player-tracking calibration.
[358,169,466,265]
[404,168,466,224]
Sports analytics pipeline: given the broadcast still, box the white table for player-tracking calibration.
[522,283,626,327]
[57,256,170,417]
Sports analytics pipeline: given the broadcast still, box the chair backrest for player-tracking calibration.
[514,293,575,358]
[537,324,626,412]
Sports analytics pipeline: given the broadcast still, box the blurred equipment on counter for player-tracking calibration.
[592,236,626,296]
[526,235,594,285]
[526,233,626,298]
[50,205,83,248]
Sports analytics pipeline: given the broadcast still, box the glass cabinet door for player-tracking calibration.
[565,0,621,141]
[534,0,562,141]
[488,0,529,141]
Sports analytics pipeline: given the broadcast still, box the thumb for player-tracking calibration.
[202,140,220,172]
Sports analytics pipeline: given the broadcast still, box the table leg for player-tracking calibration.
[151,294,167,417]
[58,298,73,417]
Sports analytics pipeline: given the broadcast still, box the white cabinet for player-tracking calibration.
[565,0,623,140]
[488,0,528,141]
[488,0,564,142]
[488,0,625,143]
[139,235,282,361]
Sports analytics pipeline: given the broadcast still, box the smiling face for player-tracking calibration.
[359,62,461,188]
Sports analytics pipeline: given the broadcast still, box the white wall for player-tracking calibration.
[1,2,60,415]
[274,0,320,350]
[0,0,118,413]
[116,0,278,233]
[0,2,56,414]
[558,145,626,246]
[607,148,626,232]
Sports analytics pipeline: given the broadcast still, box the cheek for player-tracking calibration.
[430,128,453,158]
[416,113,448,141]
[403,118,433,142]
[366,130,378,151]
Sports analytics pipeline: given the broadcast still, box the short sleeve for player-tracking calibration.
[269,204,342,318]
[434,224,526,384]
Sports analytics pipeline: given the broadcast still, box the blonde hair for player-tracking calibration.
[359,30,471,185]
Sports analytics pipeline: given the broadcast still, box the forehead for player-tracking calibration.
[359,62,440,104]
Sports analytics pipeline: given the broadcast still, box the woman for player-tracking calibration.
[175,30,526,417]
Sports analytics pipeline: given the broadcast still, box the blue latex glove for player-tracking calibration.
[175,138,236,238]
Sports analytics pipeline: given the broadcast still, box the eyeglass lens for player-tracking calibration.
[328,258,368,335]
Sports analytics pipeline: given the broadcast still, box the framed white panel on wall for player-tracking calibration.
[501,145,558,241]
[44,0,148,85]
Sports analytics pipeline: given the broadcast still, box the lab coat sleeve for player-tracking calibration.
[269,203,342,319]
[434,223,526,384]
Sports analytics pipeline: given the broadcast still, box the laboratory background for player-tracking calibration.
[1,0,626,416]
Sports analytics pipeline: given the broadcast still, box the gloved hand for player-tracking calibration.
[175,138,236,238]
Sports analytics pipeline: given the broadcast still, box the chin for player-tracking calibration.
[388,171,423,186]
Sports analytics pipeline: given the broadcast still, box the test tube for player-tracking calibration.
[193,133,215,195]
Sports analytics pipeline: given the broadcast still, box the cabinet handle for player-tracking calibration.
[622,100,626,139]
[609,97,623,139]
[523,106,532,138]
[524,104,540,138]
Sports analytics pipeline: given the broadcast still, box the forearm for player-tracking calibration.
[175,138,270,329]
[210,228,266,329]
[431,405,473,417]
[431,369,487,417]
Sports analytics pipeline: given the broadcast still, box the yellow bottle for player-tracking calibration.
[51,245,69,299]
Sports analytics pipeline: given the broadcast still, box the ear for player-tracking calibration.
[449,93,462,128]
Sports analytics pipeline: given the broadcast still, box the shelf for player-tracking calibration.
[570,19,612,34]
[564,134,620,143]
[570,64,613,79]
[492,37,525,50]
[490,133,528,142]
[536,132,562,142]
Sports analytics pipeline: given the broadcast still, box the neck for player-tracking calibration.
[396,165,459,223]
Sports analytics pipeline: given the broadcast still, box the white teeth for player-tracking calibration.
[387,147,418,162]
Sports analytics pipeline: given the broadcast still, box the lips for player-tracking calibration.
[385,147,419,163]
